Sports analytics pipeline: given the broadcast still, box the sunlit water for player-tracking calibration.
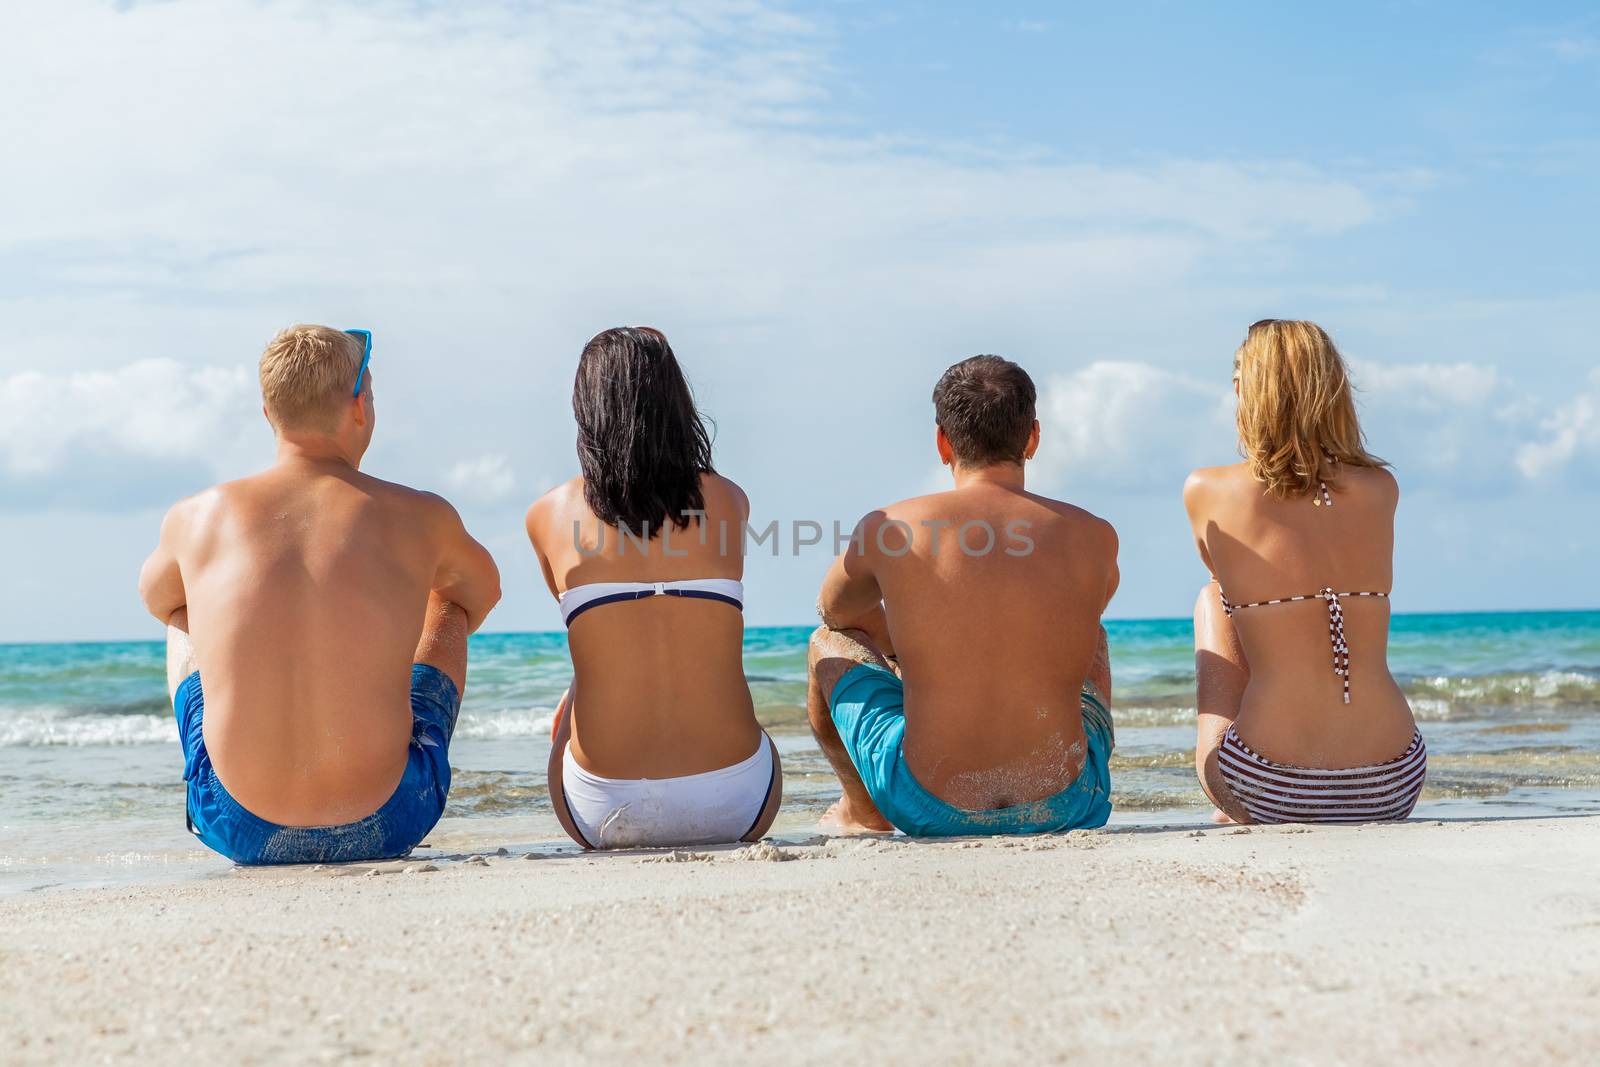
[3,612,1598,893]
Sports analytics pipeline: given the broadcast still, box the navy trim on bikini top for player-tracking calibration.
[558,579,745,628]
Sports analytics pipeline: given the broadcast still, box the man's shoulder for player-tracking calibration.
[1018,493,1117,548]
[354,473,460,524]
[166,476,255,527]
[872,488,963,523]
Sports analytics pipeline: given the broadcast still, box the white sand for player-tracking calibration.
[2,817,1597,1065]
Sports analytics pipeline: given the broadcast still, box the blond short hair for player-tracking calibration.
[1234,319,1385,499]
[259,325,365,432]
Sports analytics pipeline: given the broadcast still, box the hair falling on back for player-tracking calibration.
[572,326,714,535]
[1233,319,1386,499]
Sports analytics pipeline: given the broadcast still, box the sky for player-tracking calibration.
[1,0,1597,642]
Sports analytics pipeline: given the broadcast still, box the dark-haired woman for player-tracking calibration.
[527,327,781,850]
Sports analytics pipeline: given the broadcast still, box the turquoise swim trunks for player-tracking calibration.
[828,662,1114,836]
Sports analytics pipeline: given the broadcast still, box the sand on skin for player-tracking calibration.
[0,817,1597,1065]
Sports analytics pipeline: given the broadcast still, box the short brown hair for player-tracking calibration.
[1234,319,1385,498]
[259,324,365,432]
[931,355,1037,467]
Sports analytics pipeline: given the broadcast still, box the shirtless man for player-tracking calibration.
[808,355,1119,836]
[138,325,501,865]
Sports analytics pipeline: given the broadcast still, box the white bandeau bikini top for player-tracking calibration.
[558,579,744,628]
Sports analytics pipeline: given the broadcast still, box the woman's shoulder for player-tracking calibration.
[526,476,586,526]
[700,472,750,516]
[1183,463,1251,510]
[1340,464,1399,504]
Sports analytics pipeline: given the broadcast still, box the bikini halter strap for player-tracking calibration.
[1219,588,1389,704]
[1313,452,1336,507]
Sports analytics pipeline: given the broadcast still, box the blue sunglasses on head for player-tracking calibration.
[344,329,372,398]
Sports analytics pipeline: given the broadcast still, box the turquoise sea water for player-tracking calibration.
[3,612,1598,892]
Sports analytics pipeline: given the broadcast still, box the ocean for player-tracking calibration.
[3,611,1598,893]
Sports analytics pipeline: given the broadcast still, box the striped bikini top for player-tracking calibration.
[1217,467,1388,705]
[558,578,744,628]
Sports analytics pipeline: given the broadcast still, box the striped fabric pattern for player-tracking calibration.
[1217,726,1427,824]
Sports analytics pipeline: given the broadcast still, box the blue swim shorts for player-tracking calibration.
[174,665,460,865]
[828,662,1114,837]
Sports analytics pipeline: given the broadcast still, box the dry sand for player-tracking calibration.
[2,816,1597,1065]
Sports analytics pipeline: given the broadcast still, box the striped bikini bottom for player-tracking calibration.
[1217,727,1427,824]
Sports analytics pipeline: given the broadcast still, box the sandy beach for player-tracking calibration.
[3,815,1596,1065]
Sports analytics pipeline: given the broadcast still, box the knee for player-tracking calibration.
[427,593,469,632]
[807,625,830,667]
[808,624,868,672]
[1194,582,1224,626]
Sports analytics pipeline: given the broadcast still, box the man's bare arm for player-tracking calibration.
[1088,518,1118,703]
[1089,626,1112,706]
[430,497,502,632]
[817,514,887,638]
[137,503,188,624]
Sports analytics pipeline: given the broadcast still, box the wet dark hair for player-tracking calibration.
[573,327,713,534]
[931,355,1037,467]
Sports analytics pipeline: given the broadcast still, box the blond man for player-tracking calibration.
[139,326,500,865]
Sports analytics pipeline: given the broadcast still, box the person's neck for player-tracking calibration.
[951,461,1025,491]
[275,434,361,471]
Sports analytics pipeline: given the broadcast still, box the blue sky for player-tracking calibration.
[0,1,1596,641]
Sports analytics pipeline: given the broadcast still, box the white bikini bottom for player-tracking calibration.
[561,734,775,850]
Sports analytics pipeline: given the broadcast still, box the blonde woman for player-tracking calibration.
[1184,320,1424,825]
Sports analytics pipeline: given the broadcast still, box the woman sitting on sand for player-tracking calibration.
[527,327,781,850]
[1184,319,1425,825]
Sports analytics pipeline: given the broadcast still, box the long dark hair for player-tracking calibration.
[573,327,714,533]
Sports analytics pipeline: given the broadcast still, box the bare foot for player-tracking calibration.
[821,799,894,835]
[1210,808,1236,825]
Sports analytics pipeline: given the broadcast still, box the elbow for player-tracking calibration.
[815,599,848,634]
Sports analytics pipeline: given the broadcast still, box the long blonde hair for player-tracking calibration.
[1234,319,1385,498]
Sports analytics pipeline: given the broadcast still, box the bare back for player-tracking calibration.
[527,473,759,778]
[1186,462,1415,765]
[848,483,1118,807]
[156,463,478,824]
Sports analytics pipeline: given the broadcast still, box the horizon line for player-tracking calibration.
[5,605,1598,648]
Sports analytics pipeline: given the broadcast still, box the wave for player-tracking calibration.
[0,704,563,747]
[1400,670,1600,707]
[1110,669,1600,726]
[0,708,175,747]
[3,667,1594,746]
[455,708,556,740]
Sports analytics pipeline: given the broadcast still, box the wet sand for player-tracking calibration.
[1,816,1597,1064]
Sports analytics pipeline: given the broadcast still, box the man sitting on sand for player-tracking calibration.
[138,325,501,865]
[807,355,1119,836]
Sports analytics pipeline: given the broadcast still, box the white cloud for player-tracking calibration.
[1032,361,1234,492]
[0,1,1594,637]
[0,0,1401,515]
[1029,357,1588,498]
[1518,369,1600,478]
[0,363,256,476]
[445,453,518,505]
[1349,360,1531,492]
[1353,361,1502,409]
[0,1,1379,333]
